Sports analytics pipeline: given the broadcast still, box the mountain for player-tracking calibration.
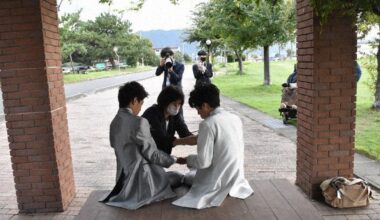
[139,29,199,57]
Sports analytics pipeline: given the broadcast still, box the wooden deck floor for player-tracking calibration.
[75,179,323,220]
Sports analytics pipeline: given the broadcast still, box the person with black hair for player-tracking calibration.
[142,86,196,155]
[192,50,213,85]
[172,83,253,209]
[100,81,185,210]
[155,47,185,91]
[287,63,297,84]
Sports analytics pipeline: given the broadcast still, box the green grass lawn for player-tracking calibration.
[63,66,154,84]
[213,60,380,160]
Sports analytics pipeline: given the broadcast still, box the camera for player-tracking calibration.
[165,57,173,68]
[164,53,173,68]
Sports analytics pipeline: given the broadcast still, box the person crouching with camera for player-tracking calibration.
[192,50,213,86]
[156,47,185,91]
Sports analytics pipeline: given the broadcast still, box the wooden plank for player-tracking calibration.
[161,200,207,220]
[254,180,302,220]
[76,191,106,220]
[95,205,122,220]
[270,179,323,220]
[75,190,163,220]
[205,196,253,220]
[113,200,163,220]
[244,180,277,220]
[77,181,323,220]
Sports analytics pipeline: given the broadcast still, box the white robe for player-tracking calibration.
[172,108,253,209]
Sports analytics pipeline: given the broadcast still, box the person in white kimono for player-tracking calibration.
[100,81,186,210]
[172,83,254,209]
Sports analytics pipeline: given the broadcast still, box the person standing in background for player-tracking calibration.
[192,50,213,85]
[156,47,185,91]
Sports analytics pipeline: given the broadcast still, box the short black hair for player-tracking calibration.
[189,83,220,108]
[157,86,184,110]
[160,47,174,58]
[118,81,148,108]
[197,50,207,56]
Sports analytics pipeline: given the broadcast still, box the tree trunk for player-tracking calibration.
[238,57,243,74]
[234,50,243,74]
[373,33,380,109]
[69,54,74,73]
[109,57,115,68]
[263,45,271,85]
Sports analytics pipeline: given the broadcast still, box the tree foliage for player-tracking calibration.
[59,10,88,70]
[185,0,295,81]
[59,11,158,67]
[310,0,380,26]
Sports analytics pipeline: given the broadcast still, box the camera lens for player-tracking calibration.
[165,57,173,68]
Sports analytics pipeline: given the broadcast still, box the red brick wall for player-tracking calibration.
[0,0,75,212]
[296,0,357,198]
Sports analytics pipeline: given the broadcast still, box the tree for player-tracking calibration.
[185,0,295,77]
[247,0,296,85]
[185,1,257,74]
[183,53,192,63]
[184,3,222,53]
[308,0,380,109]
[358,13,380,109]
[209,0,258,74]
[121,35,157,66]
[82,13,133,67]
[59,10,88,71]
[59,10,158,68]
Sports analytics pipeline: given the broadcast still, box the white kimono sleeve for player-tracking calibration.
[187,121,215,169]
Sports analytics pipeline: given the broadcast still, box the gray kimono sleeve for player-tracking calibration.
[135,118,175,168]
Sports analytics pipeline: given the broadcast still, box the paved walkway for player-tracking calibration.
[0,66,379,219]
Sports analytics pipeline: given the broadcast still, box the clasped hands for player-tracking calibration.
[198,63,206,73]
[176,157,187,165]
[172,135,197,165]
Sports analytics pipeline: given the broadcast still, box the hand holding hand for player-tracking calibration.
[176,157,187,165]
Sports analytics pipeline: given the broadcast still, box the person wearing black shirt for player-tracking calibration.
[192,50,213,85]
[155,47,185,91]
[142,86,196,155]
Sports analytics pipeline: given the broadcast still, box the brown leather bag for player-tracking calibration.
[320,177,371,208]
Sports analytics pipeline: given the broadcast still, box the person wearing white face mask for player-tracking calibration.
[142,86,197,155]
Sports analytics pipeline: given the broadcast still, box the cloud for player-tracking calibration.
[59,0,206,32]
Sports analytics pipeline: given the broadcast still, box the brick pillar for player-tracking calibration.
[0,0,75,212]
[296,0,357,198]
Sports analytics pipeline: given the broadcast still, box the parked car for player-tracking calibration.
[72,65,90,74]
[95,63,108,71]
[118,63,128,69]
[62,67,71,74]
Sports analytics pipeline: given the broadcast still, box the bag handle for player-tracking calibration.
[338,184,371,204]
[347,178,366,186]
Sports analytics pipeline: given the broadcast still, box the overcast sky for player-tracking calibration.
[59,0,207,32]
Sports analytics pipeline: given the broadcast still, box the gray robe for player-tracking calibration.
[100,108,176,209]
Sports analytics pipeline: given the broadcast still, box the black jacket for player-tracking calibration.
[142,104,192,154]
[155,61,185,90]
[192,62,213,85]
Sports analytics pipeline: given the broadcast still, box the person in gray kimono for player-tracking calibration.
[172,83,253,209]
[100,81,185,210]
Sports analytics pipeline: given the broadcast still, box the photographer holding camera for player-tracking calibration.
[156,47,185,91]
[192,50,213,85]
